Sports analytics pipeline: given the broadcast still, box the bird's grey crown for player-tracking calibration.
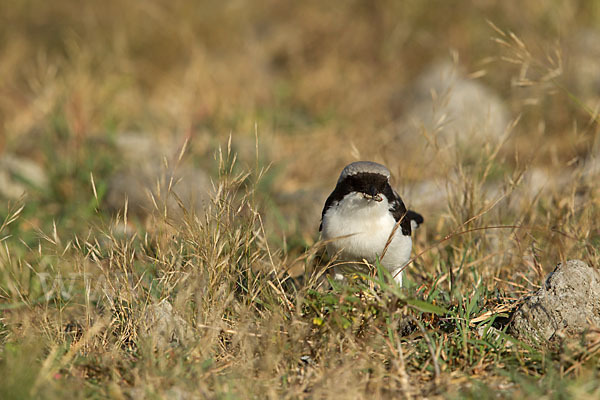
[338,161,390,183]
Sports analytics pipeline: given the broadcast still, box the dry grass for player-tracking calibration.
[2,1,600,398]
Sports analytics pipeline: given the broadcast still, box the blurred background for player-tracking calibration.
[4,3,600,396]
[1,0,599,262]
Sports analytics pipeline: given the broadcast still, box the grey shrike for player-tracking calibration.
[320,161,423,286]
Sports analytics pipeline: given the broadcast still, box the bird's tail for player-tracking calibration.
[406,210,424,230]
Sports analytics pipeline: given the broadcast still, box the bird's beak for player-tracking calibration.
[364,187,383,202]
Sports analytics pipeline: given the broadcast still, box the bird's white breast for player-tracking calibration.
[321,192,412,281]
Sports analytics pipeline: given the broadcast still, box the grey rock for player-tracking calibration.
[404,178,450,210]
[0,154,48,199]
[394,60,510,153]
[567,29,600,102]
[230,135,272,166]
[113,132,163,162]
[509,260,600,343]
[129,386,199,400]
[583,155,600,179]
[105,133,212,219]
[407,167,571,213]
[501,167,570,212]
[164,387,199,400]
[105,164,212,219]
[142,301,193,350]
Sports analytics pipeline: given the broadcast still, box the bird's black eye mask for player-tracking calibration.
[338,172,389,196]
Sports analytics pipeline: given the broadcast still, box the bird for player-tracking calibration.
[319,161,423,286]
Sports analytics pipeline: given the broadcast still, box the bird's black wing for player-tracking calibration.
[388,189,423,235]
[319,189,342,232]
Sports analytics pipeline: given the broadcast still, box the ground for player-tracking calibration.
[1,1,600,398]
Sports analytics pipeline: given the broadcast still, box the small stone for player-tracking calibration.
[105,164,212,219]
[403,178,450,210]
[105,133,213,219]
[509,260,600,344]
[114,132,164,163]
[0,154,48,199]
[230,135,272,166]
[567,29,600,103]
[142,301,193,350]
